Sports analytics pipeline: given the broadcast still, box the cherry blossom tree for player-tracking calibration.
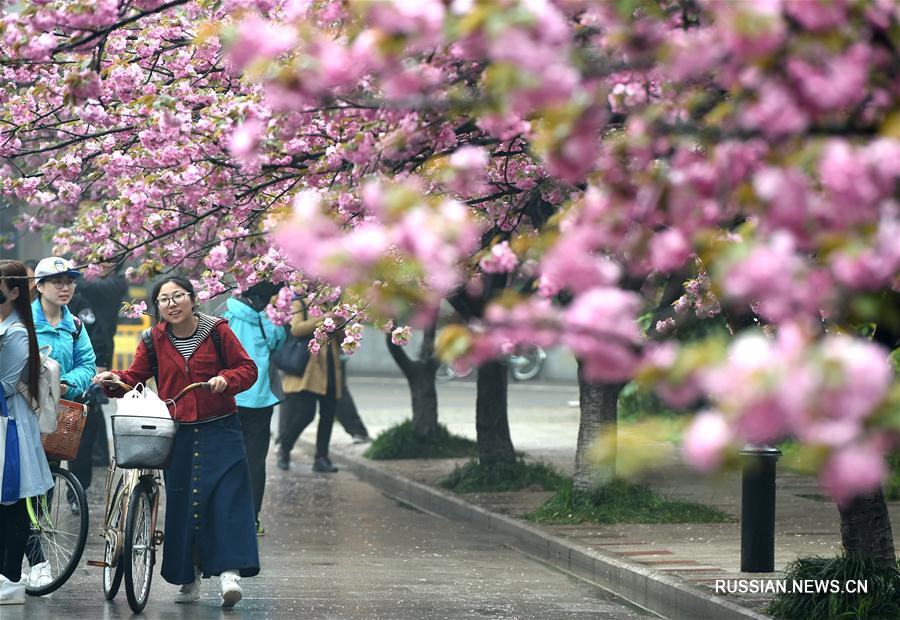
[226,0,900,565]
[2,0,898,565]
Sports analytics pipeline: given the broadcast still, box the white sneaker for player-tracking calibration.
[27,562,52,589]
[219,570,242,608]
[174,567,201,603]
[0,575,26,605]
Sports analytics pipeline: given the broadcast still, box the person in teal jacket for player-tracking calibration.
[24,257,97,590]
[222,282,285,535]
[31,258,96,399]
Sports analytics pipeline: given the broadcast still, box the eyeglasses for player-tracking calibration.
[47,279,76,290]
[156,292,190,307]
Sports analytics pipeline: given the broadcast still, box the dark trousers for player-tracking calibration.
[237,406,274,518]
[92,419,110,465]
[70,398,104,490]
[278,391,336,459]
[335,388,368,438]
[0,499,29,582]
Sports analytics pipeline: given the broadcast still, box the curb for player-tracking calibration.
[328,446,770,620]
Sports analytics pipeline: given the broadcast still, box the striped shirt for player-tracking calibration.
[167,313,218,360]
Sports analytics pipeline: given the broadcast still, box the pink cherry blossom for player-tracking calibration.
[479,241,518,274]
[820,443,887,506]
[122,301,148,319]
[649,229,691,273]
[682,411,732,472]
[391,326,411,346]
[228,118,265,164]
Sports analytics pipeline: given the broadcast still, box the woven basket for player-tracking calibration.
[41,399,87,461]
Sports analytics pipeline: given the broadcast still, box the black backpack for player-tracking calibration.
[140,326,226,381]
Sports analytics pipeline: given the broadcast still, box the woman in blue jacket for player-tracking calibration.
[24,257,95,590]
[222,282,285,535]
[0,260,54,605]
[31,258,96,400]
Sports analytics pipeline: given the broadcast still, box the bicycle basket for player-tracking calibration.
[41,399,87,461]
[112,415,177,469]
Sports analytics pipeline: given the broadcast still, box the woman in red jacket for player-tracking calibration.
[94,276,258,608]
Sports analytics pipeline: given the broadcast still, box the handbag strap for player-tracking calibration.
[283,298,308,343]
[298,297,308,321]
[4,321,35,410]
[256,315,277,353]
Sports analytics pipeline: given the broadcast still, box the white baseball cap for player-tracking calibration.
[33,257,82,282]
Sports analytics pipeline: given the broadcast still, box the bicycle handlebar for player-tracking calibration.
[102,379,211,403]
[171,382,212,403]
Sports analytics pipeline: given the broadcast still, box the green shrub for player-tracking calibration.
[527,479,733,524]
[617,381,689,421]
[768,554,900,620]
[364,420,478,460]
[439,458,567,493]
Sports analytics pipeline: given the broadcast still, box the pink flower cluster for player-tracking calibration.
[479,241,518,274]
[671,326,895,504]
[273,183,481,318]
[390,326,411,347]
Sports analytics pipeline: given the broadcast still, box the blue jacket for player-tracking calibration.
[32,298,97,398]
[223,297,286,408]
[1,311,53,500]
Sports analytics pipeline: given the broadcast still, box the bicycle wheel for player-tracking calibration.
[102,477,125,600]
[510,347,545,381]
[124,481,155,613]
[23,466,88,596]
[435,362,456,382]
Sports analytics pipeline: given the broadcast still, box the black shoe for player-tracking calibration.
[312,456,338,473]
[276,452,289,471]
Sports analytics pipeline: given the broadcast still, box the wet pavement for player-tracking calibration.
[6,459,653,619]
[329,377,900,617]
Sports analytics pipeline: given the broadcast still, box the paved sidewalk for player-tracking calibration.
[304,376,900,619]
[9,445,651,619]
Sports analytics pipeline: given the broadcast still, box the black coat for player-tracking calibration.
[68,273,128,368]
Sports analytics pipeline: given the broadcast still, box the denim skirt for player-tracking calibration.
[162,414,259,584]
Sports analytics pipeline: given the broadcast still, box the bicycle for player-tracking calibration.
[90,380,209,613]
[436,344,547,383]
[22,462,89,596]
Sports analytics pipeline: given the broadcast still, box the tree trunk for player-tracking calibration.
[475,359,516,465]
[573,359,624,494]
[838,487,897,569]
[409,364,439,438]
[386,325,439,439]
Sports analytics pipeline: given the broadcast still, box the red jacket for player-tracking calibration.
[105,319,258,423]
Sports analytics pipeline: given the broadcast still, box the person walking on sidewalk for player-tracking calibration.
[276,298,342,473]
[66,261,127,486]
[335,355,370,443]
[26,257,96,590]
[0,261,54,606]
[222,282,286,536]
[94,276,259,608]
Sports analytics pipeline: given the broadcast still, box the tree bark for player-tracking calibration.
[573,359,624,494]
[475,359,516,465]
[838,487,897,569]
[386,325,439,439]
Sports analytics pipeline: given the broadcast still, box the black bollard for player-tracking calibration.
[740,444,781,572]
